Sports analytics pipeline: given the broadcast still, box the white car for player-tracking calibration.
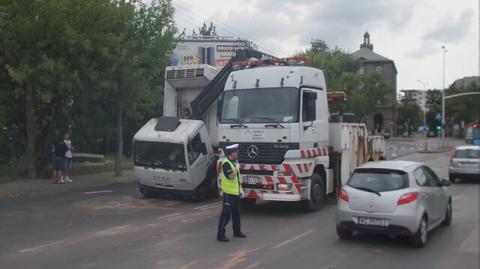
[336,161,452,247]
[449,145,480,183]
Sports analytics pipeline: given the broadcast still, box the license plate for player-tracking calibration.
[357,217,389,227]
[243,175,262,184]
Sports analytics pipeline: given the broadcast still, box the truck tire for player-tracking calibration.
[302,172,325,212]
[139,187,155,199]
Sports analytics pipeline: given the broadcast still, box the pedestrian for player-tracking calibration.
[63,133,74,183]
[53,136,68,184]
[217,144,247,242]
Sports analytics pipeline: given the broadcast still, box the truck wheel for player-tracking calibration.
[241,199,256,208]
[302,172,325,212]
[410,216,428,248]
[139,187,155,199]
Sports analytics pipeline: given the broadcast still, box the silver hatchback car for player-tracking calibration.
[449,145,480,183]
[336,161,452,247]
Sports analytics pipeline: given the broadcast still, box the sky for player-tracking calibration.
[172,0,479,92]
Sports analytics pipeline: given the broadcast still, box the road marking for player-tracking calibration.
[19,240,65,253]
[246,262,261,269]
[82,190,113,195]
[95,225,131,236]
[391,152,397,158]
[157,212,183,220]
[452,196,462,201]
[194,202,222,210]
[271,229,315,249]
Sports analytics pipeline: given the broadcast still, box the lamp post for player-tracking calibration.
[441,46,448,146]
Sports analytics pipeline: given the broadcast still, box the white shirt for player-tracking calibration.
[64,139,73,158]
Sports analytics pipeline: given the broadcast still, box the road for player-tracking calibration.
[1,141,478,269]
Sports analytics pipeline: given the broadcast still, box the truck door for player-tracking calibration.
[187,132,208,187]
[300,89,319,148]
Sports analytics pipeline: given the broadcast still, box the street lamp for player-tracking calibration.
[441,46,448,145]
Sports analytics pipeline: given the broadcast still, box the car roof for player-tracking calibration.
[455,145,480,150]
[356,161,421,172]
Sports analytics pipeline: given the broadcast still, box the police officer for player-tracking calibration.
[217,144,247,242]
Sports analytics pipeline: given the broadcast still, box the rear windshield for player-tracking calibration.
[347,169,409,192]
[454,149,480,159]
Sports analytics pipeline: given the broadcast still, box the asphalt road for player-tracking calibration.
[1,149,478,269]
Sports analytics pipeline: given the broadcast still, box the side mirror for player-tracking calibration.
[441,179,451,187]
[200,143,208,155]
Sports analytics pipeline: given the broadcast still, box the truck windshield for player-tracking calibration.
[220,87,299,124]
[134,141,187,171]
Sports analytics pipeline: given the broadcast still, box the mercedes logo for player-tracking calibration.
[247,145,259,159]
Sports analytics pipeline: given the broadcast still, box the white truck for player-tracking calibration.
[216,60,385,211]
[133,55,385,208]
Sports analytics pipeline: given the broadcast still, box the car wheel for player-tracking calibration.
[410,216,428,248]
[302,172,325,212]
[442,200,453,226]
[336,225,353,240]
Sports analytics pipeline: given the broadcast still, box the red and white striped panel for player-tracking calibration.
[299,147,329,158]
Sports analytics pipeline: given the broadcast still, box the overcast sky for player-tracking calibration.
[172,0,479,92]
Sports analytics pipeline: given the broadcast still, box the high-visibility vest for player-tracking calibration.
[220,158,240,196]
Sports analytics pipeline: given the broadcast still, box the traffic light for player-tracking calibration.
[436,125,442,131]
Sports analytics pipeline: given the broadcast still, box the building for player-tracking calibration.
[400,89,428,111]
[451,76,480,88]
[352,32,398,135]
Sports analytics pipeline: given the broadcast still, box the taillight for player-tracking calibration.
[338,188,349,202]
[397,192,418,205]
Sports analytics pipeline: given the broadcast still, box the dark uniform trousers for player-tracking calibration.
[217,193,241,238]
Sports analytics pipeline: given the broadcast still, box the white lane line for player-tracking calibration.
[95,225,131,236]
[271,229,315,249]
[246,262,261,269]
[19,240,65,253]
[157,212,183,220]
[194,202,222,210]
[82,190,113,195]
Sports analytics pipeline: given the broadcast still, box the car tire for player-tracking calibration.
[410,216,428,248]
[442,200,453,226]
[302,172,325,212]
[336,225,353,240]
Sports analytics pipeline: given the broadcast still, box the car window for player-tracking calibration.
[187,133,202,165]
[414,168,427,187]
[347,169,409,192]
[422,166,441,187]
[455,149,480,159]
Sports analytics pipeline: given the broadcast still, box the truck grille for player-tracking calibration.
[219,142,299,165]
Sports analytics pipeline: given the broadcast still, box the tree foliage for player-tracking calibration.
[0,0,177,178]
[299,40,392,118]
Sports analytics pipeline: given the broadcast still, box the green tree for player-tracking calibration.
[397,94,422,131]
[445,82,480,125]
[425,89,442,130]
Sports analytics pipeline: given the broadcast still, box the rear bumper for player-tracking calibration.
[338,221,413,236]
[449,166,480,175]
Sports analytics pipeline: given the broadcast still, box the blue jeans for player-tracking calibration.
[217,194,242,238]
[54,157,65,172]
[64,157,72,171]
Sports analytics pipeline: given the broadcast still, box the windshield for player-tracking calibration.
[455,149,480,159]
[347,169,409,192]
[134,141,187,171]
[220,87,299,123]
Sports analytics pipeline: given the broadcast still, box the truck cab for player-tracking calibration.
[134,117,218,199]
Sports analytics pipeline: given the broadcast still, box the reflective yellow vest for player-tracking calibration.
[220,158,240,196]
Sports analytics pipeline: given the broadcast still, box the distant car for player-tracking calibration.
[336,161,452,247]
[449,145,480,183]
